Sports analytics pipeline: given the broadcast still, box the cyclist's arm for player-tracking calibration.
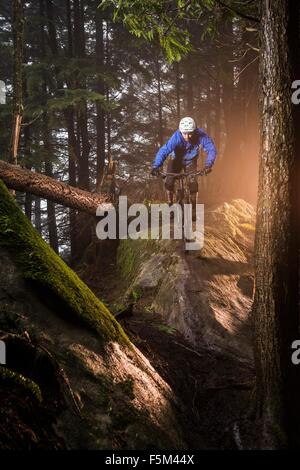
[152,132,179,168]
[199,131,217,168]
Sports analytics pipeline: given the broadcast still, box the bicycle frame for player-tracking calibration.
[151,168,207,252]
[159,168,206,205]
[156,169,206,234]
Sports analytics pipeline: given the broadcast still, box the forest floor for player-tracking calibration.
[80,237,256,450]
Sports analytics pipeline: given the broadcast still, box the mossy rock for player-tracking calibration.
[0,180,130,347]
[117,238,158,282]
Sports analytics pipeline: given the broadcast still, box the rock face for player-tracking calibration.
[0,180,185,450]
[118,199,255,362]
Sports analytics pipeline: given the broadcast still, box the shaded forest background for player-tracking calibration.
[0,0,259,263]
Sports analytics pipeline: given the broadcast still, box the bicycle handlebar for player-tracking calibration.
[158,169,206,178]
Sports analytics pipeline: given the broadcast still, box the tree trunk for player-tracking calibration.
[74,0,90,191]
[105,21,111,156]
[0,161,112,216]
[237,28,259,203]
[156,58,163,146]
[95,9,106,192]
[45,161,59,253]
[45,0,58,54]
[42,115,59,253]
[34,195,42,234]
[175,61,180,121]
[40,0,59,254]
[23,126,32,221]
[253,0,300,448]
[214,64,221,152]
[66,107,79,259]
[11,0,24,165]
[219,17,243,199]
[185,58,193,116]
[65,0,80,260]
[23,56,32,221]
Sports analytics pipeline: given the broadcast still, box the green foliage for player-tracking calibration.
[100,0,258,63]
[47,89,114,112]
[0,180,130,347]
[0,365,42,403]
[53,57,118,85]
[155,323,176,335]
[100,0,193,62]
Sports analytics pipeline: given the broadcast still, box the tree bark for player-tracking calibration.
[23,126,32,221]
[237,28,259,203]
[74,0,90,191]
[156,58,164,146]
[105,21,111,156]
[42,114,59,253]
[23,58,32,221]
[218,17,244,200]
[185,57,193,116]
[65,0,80,260]
[11,0,24,165]
[34,195,42,234]
[175,61,181,121]
[214,63,221,152]
[0,161,112,216]
[253,0,300,448]
[95,9,106,192]
[40,0,59,254]
[45,0,58,54]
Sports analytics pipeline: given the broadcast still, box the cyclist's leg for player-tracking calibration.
[185,159,198,221]
[165,157,182,205]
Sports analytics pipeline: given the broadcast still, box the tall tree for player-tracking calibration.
[40,0,59,253]
[95,7,106,191]
[74,0,90,191]
[253,0,300,447]
[156,56,164,146]
[11,0,24,165]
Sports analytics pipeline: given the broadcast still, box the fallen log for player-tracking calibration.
[0,160,113,216]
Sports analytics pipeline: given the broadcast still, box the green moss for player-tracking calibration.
[117,237,159,282]
[0,365,42,403]
[130,286,142,302]
[155,323,177,335]
[0,180,130,347]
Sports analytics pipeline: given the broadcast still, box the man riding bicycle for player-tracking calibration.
[150,116,217,220]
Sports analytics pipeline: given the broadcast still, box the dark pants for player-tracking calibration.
[165,157,198,194]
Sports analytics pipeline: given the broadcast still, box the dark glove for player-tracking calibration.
[203,166,212,175]
[150,167,160,177]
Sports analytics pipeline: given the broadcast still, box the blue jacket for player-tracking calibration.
[152,128,217,168]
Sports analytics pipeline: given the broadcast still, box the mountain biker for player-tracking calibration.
[150,116,217,219]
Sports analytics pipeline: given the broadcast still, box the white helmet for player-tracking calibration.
[179,116,196,133]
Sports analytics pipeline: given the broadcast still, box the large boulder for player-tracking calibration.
[117,199,255,362]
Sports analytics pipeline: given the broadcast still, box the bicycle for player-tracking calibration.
[156,168,208,252]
